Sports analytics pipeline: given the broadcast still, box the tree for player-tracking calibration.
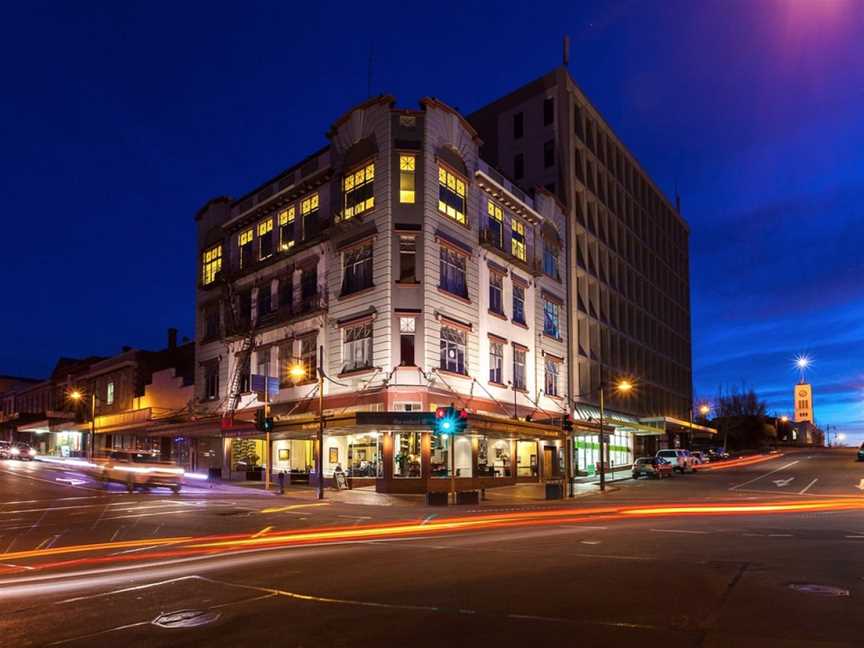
[715,385,767,418]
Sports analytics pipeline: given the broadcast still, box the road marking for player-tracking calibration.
[799,478,818,494]
[421,514,437,525]
[845,535,864,539]
[260,502,331,514]
[768,534,792,537]
[109,544,162,556]
[855,479,864,491]
[580,540,602,545]
[729,460,799,491]
[773,477,796,487]
[650,528,709,535]
[253,526,273,538]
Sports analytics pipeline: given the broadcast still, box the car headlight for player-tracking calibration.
[10,447,20,455]
[28,449,37,456]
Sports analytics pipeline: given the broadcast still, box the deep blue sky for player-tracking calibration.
[2,1,862,440]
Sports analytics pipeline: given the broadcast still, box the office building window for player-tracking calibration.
[440,325,467,374]
[544,140,555,168]
[489,273,503,315]
[514,153,524,180]
[487,200,503,248]
[543,97,554,126]
[513,112,524,139]
[512,283,526,325]
[201,244,222,286]
[400,317,416,366]
[544,358,560,397]
[438,166,466,224]
[344,162,375,219]
[279,207,295,251]
[399,235,416,282]
[342,321,372,372]
[106,381,114,405]
[439,247,467,298]
[511,219,526,261]
[513,346,526,390]
[489,341,503,384]
[258,219,273,260]
[341,243,373,295]
[239,229,254,269]
[399,155,416,203]
[301,193,319,239]
[543,299,561,338]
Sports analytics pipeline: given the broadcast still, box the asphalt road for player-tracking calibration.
[2,448,864,647]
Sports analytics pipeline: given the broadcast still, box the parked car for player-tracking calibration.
[690,451,708,465]
[95,450,183,493]
[706,447,730,461]
[10,443,37,461]
[632,456,673,480]
[656,449,698,473]
[0,441,13,459]
[857,442,864,462]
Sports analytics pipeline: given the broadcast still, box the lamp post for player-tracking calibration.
[597,378,632,492]
[69,390,97,461]
[316,345,324,501]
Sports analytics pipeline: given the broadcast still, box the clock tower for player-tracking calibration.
[794,383,813,423]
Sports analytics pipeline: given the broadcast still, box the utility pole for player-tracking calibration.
[89,393,96,461]
[317,345,325,501]
[264,378,271,491]
[598,383,606,492]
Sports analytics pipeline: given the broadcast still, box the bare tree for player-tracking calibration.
[715,384,767,418]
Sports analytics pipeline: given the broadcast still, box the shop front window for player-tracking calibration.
[346,433,382,477]
[430,431,450,477]
[394,431,422,478]
[516,440,538,477]
[477,437,511,477]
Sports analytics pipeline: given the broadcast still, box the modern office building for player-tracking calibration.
[470,66,696,459]
[194,95,579,492]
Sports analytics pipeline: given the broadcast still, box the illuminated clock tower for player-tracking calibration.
[794,383,813,422]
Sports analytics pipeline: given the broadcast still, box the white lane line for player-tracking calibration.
[844,535,864,539]
[650,528,709,535]
[799,478,819,495]
[729,460,800,491]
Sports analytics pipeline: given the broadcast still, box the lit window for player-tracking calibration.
[399,155,416,204]
[106,381,114,405]
[439,247,467,298]
[343,322,373,372]
[342,243,373,295]
[258,219,274,260]
[544,359,560,397]
[279,207,295,250]
[239,229,254,269]
[489,341,503,384]
[513,347,526,390]
[301,193,320,240]
[511,219,526,261]
[201,244,222,285]
[543,299,561,338]
[487,201,503,248]
[344,162,375,219]
[440,325,467,374]
[512,284,526,325]
[438,166,466,224]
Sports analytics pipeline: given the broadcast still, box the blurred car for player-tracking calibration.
[10,443,37,461]
[0,440,13,459]
[690,451,708,465]
[656,449,698,473]
[96,450,183,493]
[857,442,864,462]
[706,447,730,461]
[632,456,673,480]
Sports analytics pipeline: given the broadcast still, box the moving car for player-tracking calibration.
[656,449,698,473]
[858,442,864,462]
[96,450,183,493]
[10,443,37,461]
[706,447,730,461]
[632,456,673,480]
[0,440,13,459]
[690,451,708,465]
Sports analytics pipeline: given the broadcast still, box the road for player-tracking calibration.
[2,448,864,647]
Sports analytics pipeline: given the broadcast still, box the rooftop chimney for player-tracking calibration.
[168,328,178,350]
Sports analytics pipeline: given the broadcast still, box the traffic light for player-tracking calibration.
[255,409,273,432]
[435,406,468,435]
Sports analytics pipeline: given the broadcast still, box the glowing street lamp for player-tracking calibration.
[699,404,710,416]
[597,377,636,492]
[68,389,97,460]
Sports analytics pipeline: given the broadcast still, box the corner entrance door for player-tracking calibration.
[542,446,554,480]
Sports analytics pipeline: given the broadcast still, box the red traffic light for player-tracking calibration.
[435,407,447,419]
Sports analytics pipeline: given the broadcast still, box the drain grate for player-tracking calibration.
[787,583,850,597]
[153,609,221,629]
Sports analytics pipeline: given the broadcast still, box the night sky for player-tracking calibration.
[2,2,862,440]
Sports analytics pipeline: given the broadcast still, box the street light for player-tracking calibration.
[68,389,97,460]
[597,378,634,493]
[699,404,710,417]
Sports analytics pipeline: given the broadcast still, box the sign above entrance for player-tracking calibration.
[356,412,436,427]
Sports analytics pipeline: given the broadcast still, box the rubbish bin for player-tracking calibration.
[545,482,563,500]
[426,492,449,506]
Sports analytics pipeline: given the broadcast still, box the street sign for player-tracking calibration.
[250,374,280,398]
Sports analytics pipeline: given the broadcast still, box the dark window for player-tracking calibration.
[203,305,219,339]
[257,287,272,318]
[574,148,584,182]
[399,236,416,282]
[301,194,320,240]
[543,246,559,279]
[513,153,524,180]
[239,230,254,270]
[543,299,561,338]
[439,247,467,298]
[513,347,526,390]
[512,284,526,325]
[204,364,219,400]
[280,275,293,312]
[486,201,504,249]
[341,244,373,295]
[513,112,524,139]
[544,140,555,168]
[543,97,554,126]
[399,317,415,366]
[440,326,467,374]
[489,341,503,383]
[300,333,317,380]
[301,267,317,310]
[489,273,503,314]
[237,290,252,326]
[258,220,274,260]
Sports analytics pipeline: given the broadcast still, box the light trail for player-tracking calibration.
[699,453,782,471]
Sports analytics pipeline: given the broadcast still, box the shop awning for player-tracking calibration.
[572,405,666,436]
[639,416,717,436]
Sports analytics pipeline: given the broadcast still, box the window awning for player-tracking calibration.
[639,416,717,436]
[572,405,665,436]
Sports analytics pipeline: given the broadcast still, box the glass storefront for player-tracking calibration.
[323,433,381,478]
[477,436,511,477]
[573,429,633,475]
[430,431,449,477]
[394,431,421,478]
[454,435,471,477]
[516,440,538,477]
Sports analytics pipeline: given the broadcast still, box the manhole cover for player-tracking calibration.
[787,583,850,597]
[153,609,221,629]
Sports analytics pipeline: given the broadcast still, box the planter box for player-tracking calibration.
[426,492,449,506]
[456,490,480,505]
